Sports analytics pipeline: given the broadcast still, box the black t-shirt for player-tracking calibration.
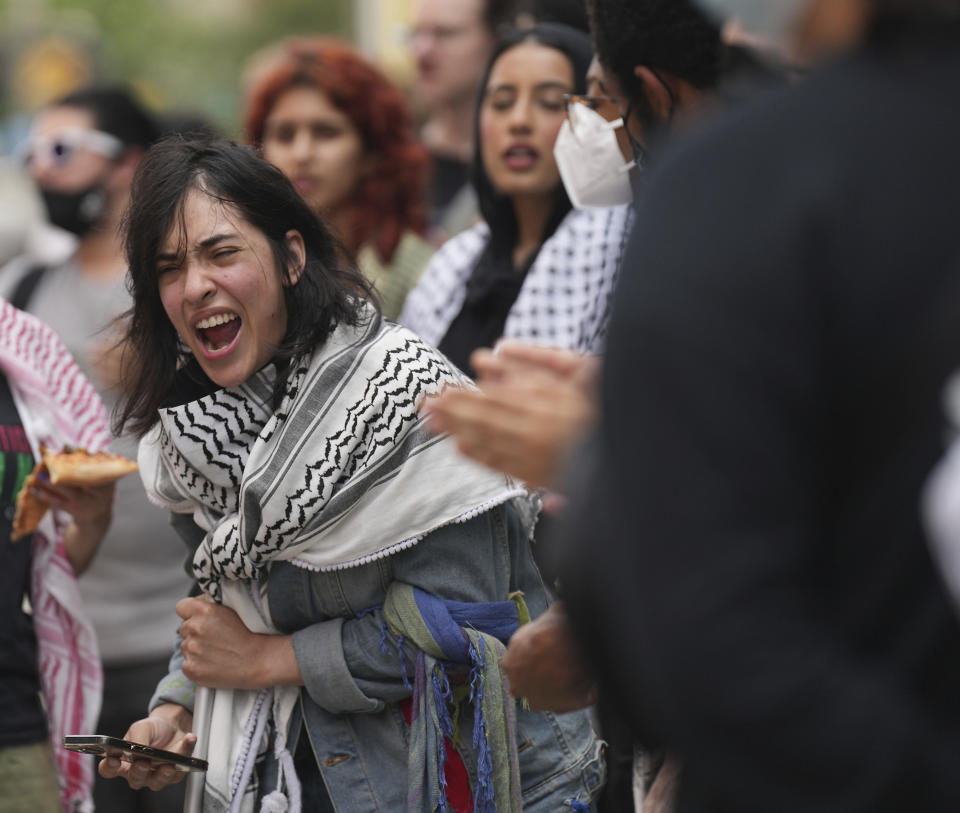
[427,152,470,226]
[0,372,46,746]
[438,243,537,377]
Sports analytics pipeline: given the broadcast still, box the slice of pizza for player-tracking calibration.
[11,447,138,541]
[41,447,139,487]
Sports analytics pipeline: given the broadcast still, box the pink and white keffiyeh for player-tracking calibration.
[0,299,108,812]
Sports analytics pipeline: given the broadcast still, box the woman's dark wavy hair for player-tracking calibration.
[116,136,376,437]
[470,22,592,258]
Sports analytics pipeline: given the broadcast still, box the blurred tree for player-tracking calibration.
[0,0,351,137]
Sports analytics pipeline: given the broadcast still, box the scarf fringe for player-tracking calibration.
[289,489,529,574]
[227,689,270,813]
[468,635,497,813]
[260,744,302,813]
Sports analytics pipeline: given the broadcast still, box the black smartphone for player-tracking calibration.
[63,735,208,772]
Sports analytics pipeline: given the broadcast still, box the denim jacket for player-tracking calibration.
[156,501,605,811]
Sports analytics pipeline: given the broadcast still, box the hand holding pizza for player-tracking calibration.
[12,446,138,541]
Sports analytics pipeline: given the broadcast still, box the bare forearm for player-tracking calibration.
[32,481,114,575]
[62,514,111,575]
[255,634,302,687]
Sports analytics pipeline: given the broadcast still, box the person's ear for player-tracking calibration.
[284,229,306,285]
[112,148,145,190]
[634,65,675,122]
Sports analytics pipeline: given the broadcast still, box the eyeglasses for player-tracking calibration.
[563,93,621,114]
[405,24,475,47]
[563,92,626,136]
[16,128,124,169]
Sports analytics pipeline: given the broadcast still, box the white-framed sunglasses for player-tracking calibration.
[16,127,124,169]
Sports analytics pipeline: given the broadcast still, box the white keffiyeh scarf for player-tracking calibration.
[400,204,633,354]
[139,308,527,813]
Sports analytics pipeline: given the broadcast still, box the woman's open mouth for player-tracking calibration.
[195,312,241,356]
[504,145,538,171]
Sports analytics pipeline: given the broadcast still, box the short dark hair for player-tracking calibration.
[471,23,593,256]
[588,0,723,107]
[483,0,523,33]
[54,85,158,150]
[517,0,590,32]
[874,0,960,13]
[117,137,375,436]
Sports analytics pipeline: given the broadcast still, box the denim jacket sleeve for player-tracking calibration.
[149,632,196,714]
[289,504,529,715]
[148,512,206,714]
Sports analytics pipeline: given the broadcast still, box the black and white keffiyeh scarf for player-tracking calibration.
[139,308,527,813]
[400,203,634,354]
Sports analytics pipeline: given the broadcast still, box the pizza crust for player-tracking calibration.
[42,447,139,487]
[11,469,49,541]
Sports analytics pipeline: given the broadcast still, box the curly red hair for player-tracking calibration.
[243,37,429,264]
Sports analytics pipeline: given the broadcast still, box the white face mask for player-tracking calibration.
[695,0,811,42]
[553,103,636,210]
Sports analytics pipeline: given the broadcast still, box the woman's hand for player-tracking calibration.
[97,703,196,791]
[32,478,114,574]
[176,596,303,690]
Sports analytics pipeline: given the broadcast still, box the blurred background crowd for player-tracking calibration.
[4,0,960,812]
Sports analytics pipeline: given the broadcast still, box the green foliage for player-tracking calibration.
[2,0,352,136]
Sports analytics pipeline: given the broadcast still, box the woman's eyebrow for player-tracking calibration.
[534,80,573,92]
[195,233,238,251]
[486,80,572,93]
[156,233,239,262]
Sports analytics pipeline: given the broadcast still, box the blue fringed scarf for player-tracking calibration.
[382,583,527,813]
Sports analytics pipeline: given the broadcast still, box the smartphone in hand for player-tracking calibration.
[63,735,208,772]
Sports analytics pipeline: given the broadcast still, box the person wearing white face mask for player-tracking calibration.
[552,27,723,213]
[552,81,637,209]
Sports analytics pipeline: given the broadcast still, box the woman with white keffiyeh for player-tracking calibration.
[400,23,633,378]
[100,138,604,813]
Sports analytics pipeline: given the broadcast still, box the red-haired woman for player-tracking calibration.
[244,37,435,320]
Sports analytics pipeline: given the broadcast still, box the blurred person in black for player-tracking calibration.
[557,0,960,810]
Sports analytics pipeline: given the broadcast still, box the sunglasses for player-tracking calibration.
[17,128,124,169]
